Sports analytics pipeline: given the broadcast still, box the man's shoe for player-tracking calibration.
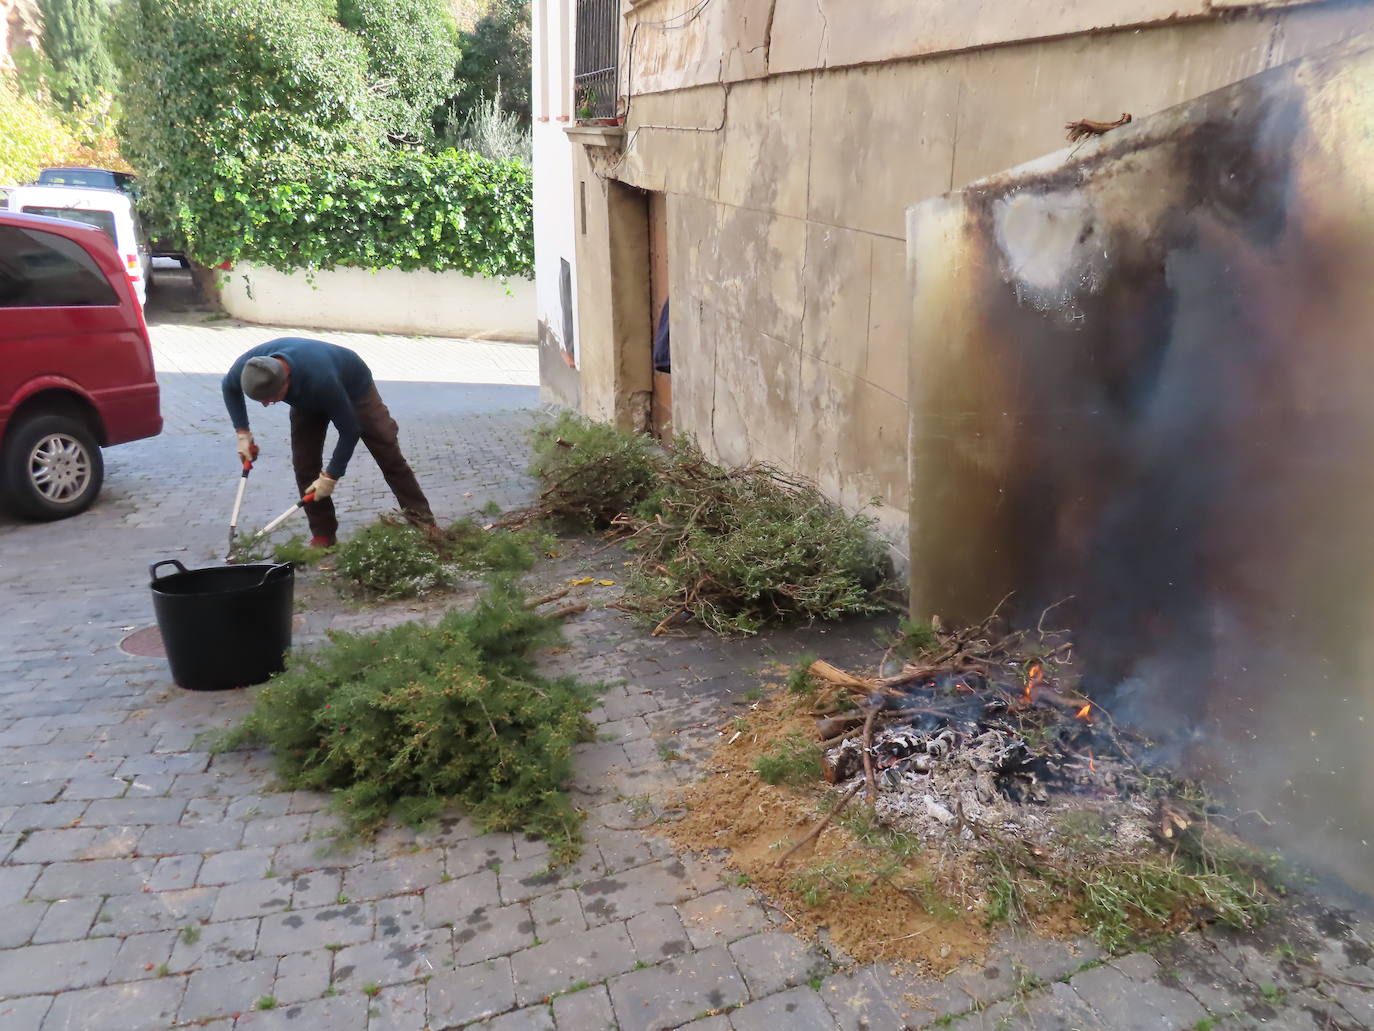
[309,535,336,549]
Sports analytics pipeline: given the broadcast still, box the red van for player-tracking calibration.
[0,210,162,520]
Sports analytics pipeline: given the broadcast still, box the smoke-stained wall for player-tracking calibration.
[907,33,1374,892]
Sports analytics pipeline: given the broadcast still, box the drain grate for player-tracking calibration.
[119,625,166,657]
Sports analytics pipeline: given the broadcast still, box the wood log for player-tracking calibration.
[815,714,865,740]
[808,659,876,690]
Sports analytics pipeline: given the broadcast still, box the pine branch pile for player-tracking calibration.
[209,582,599,862]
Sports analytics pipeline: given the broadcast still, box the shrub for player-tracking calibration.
[195,148,532,276]
[335,0,459,143]
[210,582,598,861]
[528,411,660,531]
[0,77,79,184]
[525,415,890,635]
[38,0,117,110]
[333,521,449,599]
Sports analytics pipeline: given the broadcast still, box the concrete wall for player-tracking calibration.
[533,0,582,407]
[906,32,1374,892]
[569,0,1374,561]
[219,265,536,342]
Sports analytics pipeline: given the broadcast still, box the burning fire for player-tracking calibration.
[1075,702,1092,721]
[1023,663,1043,704]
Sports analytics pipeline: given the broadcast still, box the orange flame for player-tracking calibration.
[1088,749,1096,772]
[1023,663,1043,704]
[1075,702,1092,721]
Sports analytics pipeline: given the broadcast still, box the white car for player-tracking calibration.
[4,184,151,306]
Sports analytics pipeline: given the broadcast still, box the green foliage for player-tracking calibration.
[334,522,450,599]
[335,0,459,143]
[790,856,892,908]
[754,734,823,786]
[448,89,531,164]
[0,77,77,183]
[197,148,532,276]
[626,437,890,635]
[528,415,889,635]
[111,0,376,236]
[38,0,116,110]
[273,535,329,567]
[210,582,598,861]
[332,517,545,598]
[529,411,660,531]
[786,656,819,696]
[443,0,530,132]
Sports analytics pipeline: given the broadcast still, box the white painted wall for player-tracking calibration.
[219,265,536,341]
[532,0,580,369]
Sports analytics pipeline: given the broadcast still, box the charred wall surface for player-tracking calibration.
[907,33,1374,893]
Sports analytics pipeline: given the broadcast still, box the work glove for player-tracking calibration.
[305,473,336,500]
[235,430,259,466]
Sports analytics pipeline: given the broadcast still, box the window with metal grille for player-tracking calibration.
[574,0,619,120]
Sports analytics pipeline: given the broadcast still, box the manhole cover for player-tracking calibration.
[120,625,166,657]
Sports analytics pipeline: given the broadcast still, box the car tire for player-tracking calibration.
[0,412,104,521]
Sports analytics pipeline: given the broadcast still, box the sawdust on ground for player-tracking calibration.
[659,689,1000,973]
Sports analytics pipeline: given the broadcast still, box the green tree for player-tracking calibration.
[110,0,377,249]
[442,0,530,134]
[335,0,460,143]
[38,0,116,109]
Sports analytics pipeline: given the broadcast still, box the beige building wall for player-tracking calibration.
[569,0,1374,562]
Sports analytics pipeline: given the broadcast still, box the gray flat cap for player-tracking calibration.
[241,356,288,401]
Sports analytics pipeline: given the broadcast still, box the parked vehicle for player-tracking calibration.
[0,211,162,520]
[5,184,152,306]
[36,166,139,195]
[37,166,189,268]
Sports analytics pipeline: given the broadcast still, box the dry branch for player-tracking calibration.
[774,780,865,867]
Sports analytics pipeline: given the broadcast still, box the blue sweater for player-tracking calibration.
[222,338,374,479]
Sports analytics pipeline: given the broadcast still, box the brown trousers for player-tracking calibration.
[289,386,435,540]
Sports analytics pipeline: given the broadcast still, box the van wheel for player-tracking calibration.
[0,413,104,520]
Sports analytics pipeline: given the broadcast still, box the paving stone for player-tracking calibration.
[242,813,314,848]
[512,921,638,1005]
[342,851,446,900]
[425,869,502,926]
[731,985,836,1031]
[0,936,120,995]
[0,900,46,948]
[446,834,518,880]
[0,864,39,907]
[137,822,244,856]
[607,945,748,1031]
[1,801,87,831]
[30,858,154,898]
[210,876,292,922]
[179,956,276,1020]
[530,889,587,942]
[1324,964,1374,1024]
[427,958,517,1027]
[376,893,428,939]
[272,949,334,1004]
[1068,960,1208,1030]
[59,777,131,801]
[40,976,187,1031]
[232,992,369,1029]
[169,916,259,970]
[31,895,101,943]
[728,931,831,998]
[273,839,359,876]
[332,929,452,987]
[291,868,345,909]
[198,846,276,886]
[552,984,618,1031]
[107,930,178,983]
[472,1003,558,1031]
[513,833,553,862]
[677,888,773,950]
[0,993,52,1030]
[258,901,376,956]
[578,859,720,927]
[81,797,186,827]
[674,1018,731,1031]
[9,826,136,863]
[821,966,945,1030]
[98,887,218,936]
[455,903,537,965]
[624,905,693,965]
[365,979,429,1031]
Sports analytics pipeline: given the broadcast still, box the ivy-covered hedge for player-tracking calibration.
[191,149,533,278]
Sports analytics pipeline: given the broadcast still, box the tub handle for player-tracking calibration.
[257,562,293,586]
[149,559,190,582]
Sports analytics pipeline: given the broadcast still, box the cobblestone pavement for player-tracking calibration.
[2,301,1373,1029]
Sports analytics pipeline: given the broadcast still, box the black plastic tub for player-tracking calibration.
[149,559,294,690]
